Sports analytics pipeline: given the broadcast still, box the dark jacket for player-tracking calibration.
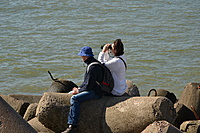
[78,57,104,97]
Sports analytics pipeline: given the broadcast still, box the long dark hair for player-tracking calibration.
[113,39,124,56]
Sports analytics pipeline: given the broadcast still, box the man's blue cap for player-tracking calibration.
[78,46,94,57]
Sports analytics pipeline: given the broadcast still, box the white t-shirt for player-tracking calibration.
[98,51,127,96]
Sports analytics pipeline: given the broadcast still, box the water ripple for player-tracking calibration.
[0,0,199,96]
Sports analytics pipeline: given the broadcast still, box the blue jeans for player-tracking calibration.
[68,90,101,126]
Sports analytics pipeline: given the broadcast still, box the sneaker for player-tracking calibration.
[61,125,77,133]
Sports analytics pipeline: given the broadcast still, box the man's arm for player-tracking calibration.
[78,65,101,93]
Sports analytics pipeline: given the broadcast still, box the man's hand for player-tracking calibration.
[72,87,79,95]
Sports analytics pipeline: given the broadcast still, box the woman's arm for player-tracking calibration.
[98,51,111,63]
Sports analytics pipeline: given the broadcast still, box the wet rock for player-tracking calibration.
[141,120,182,133]
[23,103,38,121]
[178,82,200,118]
[47,79,78,93]
[36,92,176,133]
[0,94,29,117]
[28,117,55,133]
[125,80,140,96]
[180,120,200,133]
[174,103,196,128]
[0,96,37,133]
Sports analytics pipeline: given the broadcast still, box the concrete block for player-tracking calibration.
[23,103,38,121]
[0,96,37,133]
[141,120,182,133]
[28,117,55,133]
[174,103,196,128]
[0,95,29,116]
[180,120,200,133]
[36,92,176,133]
[9,94,42,104]
[178,82,200,118]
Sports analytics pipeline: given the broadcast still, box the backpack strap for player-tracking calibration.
[87,62,101,73]
[117,57,127,70]
[86,62,103,85]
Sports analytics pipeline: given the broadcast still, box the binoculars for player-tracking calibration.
[100,44,112,49]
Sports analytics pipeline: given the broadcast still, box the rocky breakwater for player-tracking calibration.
[35,92,175,133]
[0,82,199,133]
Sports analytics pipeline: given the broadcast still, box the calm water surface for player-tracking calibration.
[0,0,199,97]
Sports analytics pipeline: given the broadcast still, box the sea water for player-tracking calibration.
[0,0,199,97]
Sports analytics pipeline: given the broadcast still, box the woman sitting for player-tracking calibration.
[98,39,127,96]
